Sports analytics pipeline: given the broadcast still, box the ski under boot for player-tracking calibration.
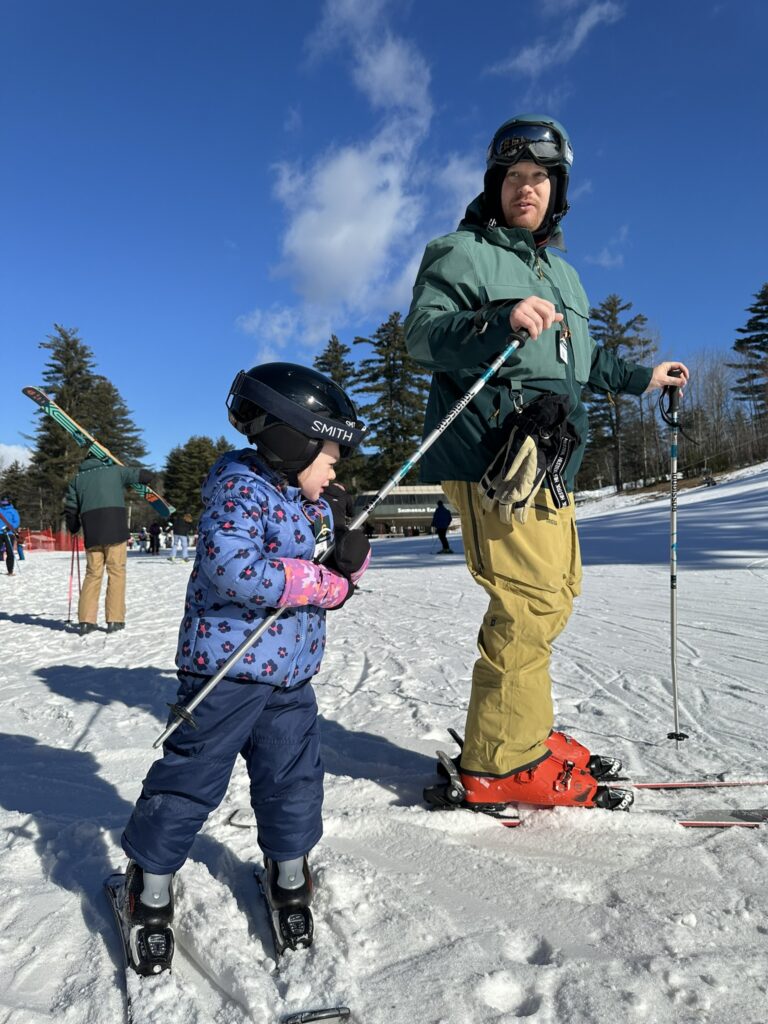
[436,728,623,782]
[426,751,633,812]
[260,856,314,955]
[119,861,175,975]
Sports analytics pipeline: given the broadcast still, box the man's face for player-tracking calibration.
[500,160,551,231]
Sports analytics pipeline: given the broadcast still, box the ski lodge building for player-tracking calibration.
[350,484,459,536]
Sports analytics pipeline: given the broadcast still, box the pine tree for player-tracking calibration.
[313,335,356,389]
[729,283,768,420]
[313,334,371,491]
[27,324,148,529]
[585,295,651,492]
[163,436,231,519]
[353,312,430,485]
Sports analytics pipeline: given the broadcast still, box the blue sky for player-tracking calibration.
[2,0,766,470]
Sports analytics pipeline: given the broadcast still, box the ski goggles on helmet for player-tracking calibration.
[487,122,573,169]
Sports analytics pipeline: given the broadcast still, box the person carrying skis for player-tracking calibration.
[405,114,689,811]
[64,459,154,634]
[118,362,370,974]
[431,499,453,554]
[0,496,20,576]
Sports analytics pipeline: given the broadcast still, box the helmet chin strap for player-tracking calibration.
[532,187,558,246]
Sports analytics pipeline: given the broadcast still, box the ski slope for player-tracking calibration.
[1,464,768,1024]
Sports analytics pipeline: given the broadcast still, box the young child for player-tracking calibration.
[117,362,369,974]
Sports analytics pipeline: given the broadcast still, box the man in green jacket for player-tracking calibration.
[65,458,153,635]
[406,114,688,811]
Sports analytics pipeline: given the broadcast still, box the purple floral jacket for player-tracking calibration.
[176,449,341,687]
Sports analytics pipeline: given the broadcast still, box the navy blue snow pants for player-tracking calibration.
[122,675,323,873]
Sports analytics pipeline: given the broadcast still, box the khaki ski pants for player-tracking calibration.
[79,543,128,625]
[442,481,582,776]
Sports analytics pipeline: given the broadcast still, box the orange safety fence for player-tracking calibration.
[17,528,75,552]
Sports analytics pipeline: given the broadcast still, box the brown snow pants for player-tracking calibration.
[442,481,582,776]
[78,542,128,625]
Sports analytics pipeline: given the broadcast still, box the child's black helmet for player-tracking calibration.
[227,362,366,473]
[484,114,573,239]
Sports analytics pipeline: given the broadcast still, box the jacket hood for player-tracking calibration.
[78,456,108,472]
[201,448,304,506]
[459,194,566,251]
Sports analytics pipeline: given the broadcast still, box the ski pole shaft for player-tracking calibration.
[153,331,529,749]
[665,369,687,746]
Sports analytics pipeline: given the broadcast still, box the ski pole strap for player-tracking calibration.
[546,432,575,509]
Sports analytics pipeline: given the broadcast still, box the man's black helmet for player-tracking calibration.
[226,362,366,474]
[484,114,573,240]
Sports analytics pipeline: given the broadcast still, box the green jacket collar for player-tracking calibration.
[458,194,566,254]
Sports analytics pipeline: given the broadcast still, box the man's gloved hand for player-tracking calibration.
[479,394,573,525]
[479,431,545,524]
[65,511,81,534]
[325,527,371,584]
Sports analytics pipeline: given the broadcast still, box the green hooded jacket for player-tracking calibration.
[404,195,652,489]
[65,458,151,547]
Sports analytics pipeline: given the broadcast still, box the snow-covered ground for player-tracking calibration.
[2,464,768,1024]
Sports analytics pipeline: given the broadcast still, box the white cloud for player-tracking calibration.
[489,2,624,78]
[540,0,591,14]
[0,444,32,471]
[283,106,302,133]
[569,178,593,201]
[239,0,436,354]
[273,134,424,312]
[434,155,484,225]
[585,223,629,268]
[585,247,624,269]
[306,0,391,60]
[352,35,432,123]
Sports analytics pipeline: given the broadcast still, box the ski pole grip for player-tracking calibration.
[667,367,682,414]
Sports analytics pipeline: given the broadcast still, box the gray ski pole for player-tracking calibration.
[153,329,529,749]
[665,368,688,747]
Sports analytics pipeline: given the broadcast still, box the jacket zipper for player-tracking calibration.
[465,482,484,576]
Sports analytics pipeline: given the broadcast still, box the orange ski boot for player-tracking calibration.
[460,753,632,810]
[545,730,623,781]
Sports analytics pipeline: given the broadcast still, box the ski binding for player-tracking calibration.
[104,872,174,977]
[257,868,313,956]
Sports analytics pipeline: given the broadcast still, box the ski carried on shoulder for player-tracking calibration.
[426,750,768,830]
[22,386,174,517]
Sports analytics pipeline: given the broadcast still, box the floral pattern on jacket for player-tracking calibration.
[175,449,333,687]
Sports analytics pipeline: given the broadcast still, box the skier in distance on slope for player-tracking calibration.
[118,363,370,971]
[405,114,689,810]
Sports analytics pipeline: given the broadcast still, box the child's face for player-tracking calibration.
[298,441,340,501]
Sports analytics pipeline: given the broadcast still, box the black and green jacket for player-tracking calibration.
[404,195,652,489]
[64,458,152,547]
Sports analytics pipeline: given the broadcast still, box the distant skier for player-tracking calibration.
[64,459,153,634]
[117,362,369,974]
[168,511,196,562]
[0,496,20,576]
[431,499,453,553]
[147,521,162,556]
[406,114,689,811]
